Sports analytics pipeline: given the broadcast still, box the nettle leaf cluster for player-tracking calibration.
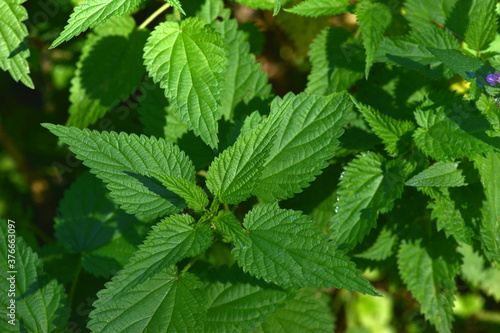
[1,0,500,332]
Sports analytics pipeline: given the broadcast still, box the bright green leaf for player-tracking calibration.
[253,92,352,201]
[397,239,458,333]
[375,27,459,79]
[428,48,496,89]
[0,220,70,332]
[465,0,497,51]
[204,266,289,332]
[51,0,143,48]
[152,172,209,212]
[43,124,196,220]
[167,0,186,15]
[0,0,33,88]
[206,116,280,204]
[355,100,415,155]
[232,203,380,295]
[475,152,500,263]
[356,0,391,77]
[426,188,475,245]
[88,266,207,332]
[286,0,350,17]
[329,152,405,249]
[413,107,495,160]
[274,0,284,15]
[255,288,334,332]
[143,17,228,148]
[234,0,292,11]
[213,211,248,247]
[406,162,466,187]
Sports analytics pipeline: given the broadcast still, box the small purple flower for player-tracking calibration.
[486,71,500,86]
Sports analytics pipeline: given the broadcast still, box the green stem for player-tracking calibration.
[210,197,220,214]
[68,257,82,304]
[181,255,200,274]
[174,8,182,23]
[138,3,171,30]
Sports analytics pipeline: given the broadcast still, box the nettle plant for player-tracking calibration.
[1,0,500,332]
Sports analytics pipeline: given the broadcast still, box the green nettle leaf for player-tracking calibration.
[253,92,352,201]
[206,129,275,203]
[88,266,207,332]
[214,211,248,243]
[355,101,415,155]
[329,152,405,249]
[274,0,284,15]
[152,172,209,212]
[476,94,500,133]
[475,152,500,263]
[67,16,147,128]
[286,0,350,17]
[355,226,398,261]
[428,48,496,89]
[459,244,500,302]
[374,27,459,79]
[413,108,495,161]
[0,0,33,88]
[143,17,228,149]
[210,11,272,120]
[255,288,335,332]
[98,214,212,296]
[397,239,458,333]
[225,111,265,147]
[356,0,391,77]
[206,115,280,204]
[204,267,289,332]
[43,124,196,220]
[167,0,186,15]
[406,162,466,187]
[0,221,70,332]
[307,27,364,94]
[55,172,145,278]
[196,0,225,22]
[427,188,474,245]
[51,0,143,48]
[465,0,497,52]
[234,0,292,11]
[231,203,379,295]
[404,0,456,29]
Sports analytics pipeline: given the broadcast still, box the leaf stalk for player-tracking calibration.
[138,3,171,30]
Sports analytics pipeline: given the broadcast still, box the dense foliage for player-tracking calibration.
[1,0,499,332]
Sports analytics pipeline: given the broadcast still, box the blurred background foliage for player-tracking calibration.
[0,0,499,331]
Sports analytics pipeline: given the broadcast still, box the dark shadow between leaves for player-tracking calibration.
[385,54,446,79]
[8,38,29,59]
[123,171,185,211]
[445,0,472,41]
[79,32,148,106]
